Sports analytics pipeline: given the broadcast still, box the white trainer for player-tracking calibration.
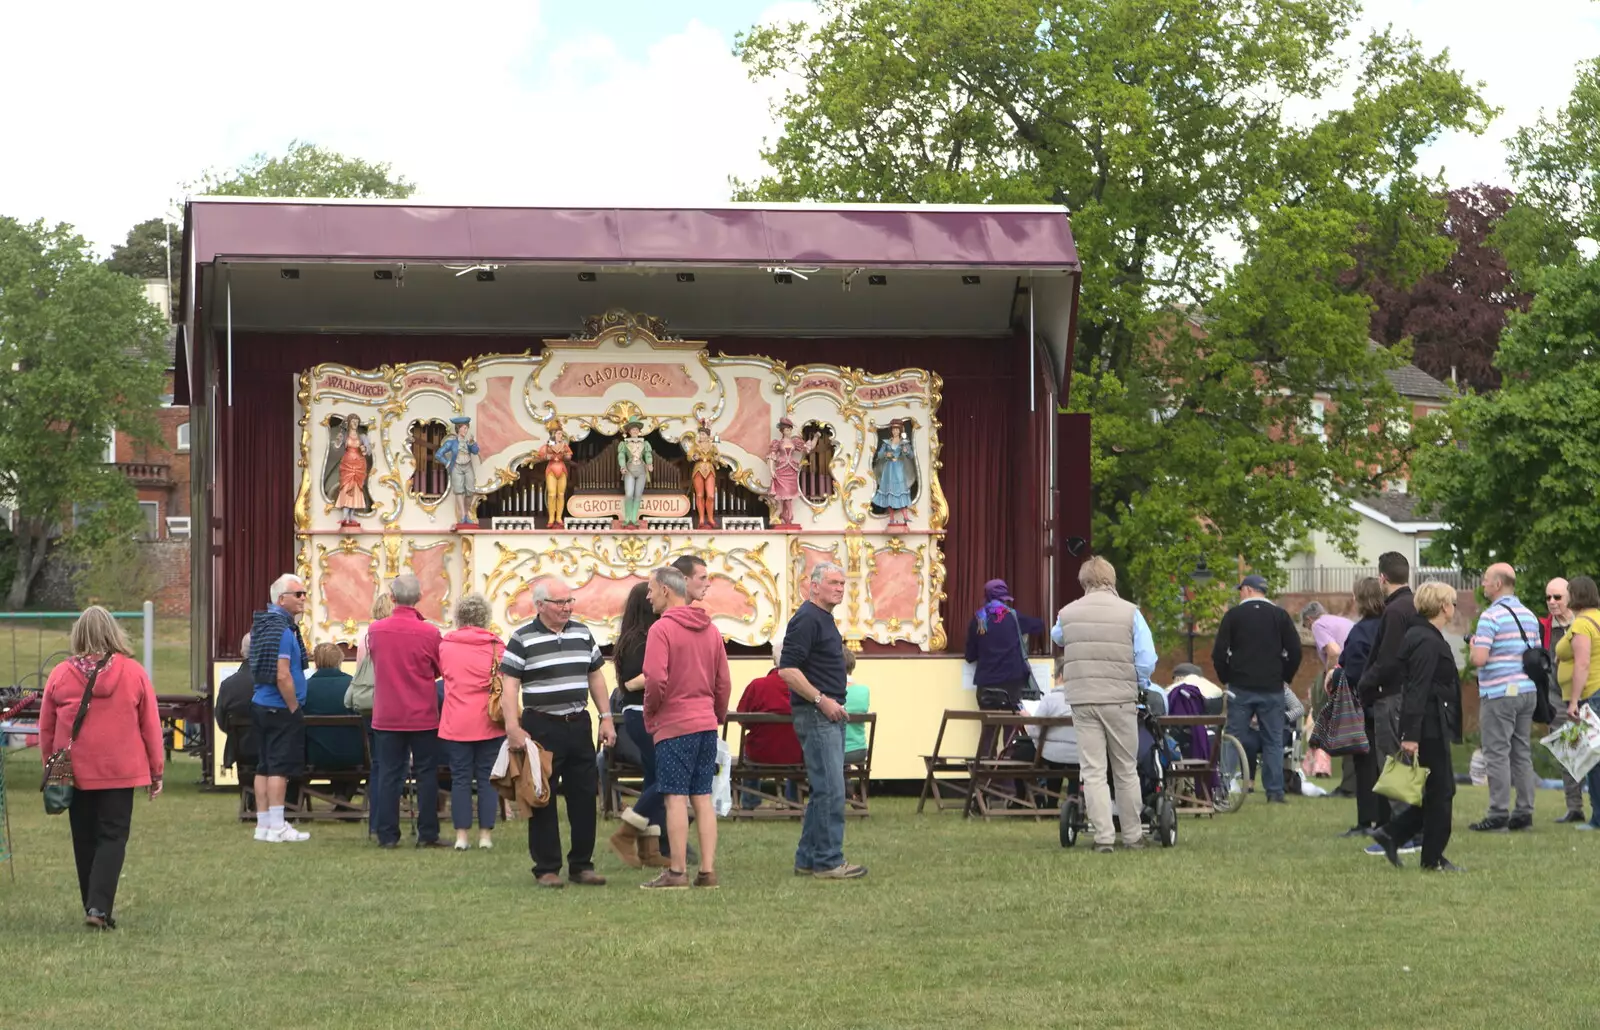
[254,827,273,842]
[270,824,311,842]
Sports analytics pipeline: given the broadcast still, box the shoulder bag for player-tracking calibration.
[40,654,115,815]
[1496,601,1554,723]
[485,640,509,727]
[344,652,376,714]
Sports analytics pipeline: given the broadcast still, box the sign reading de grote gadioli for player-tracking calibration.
[548,362,699,398]
[567,493,692,519]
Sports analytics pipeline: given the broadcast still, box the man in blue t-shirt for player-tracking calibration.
[249,574,312,843]
[778,562,866,880]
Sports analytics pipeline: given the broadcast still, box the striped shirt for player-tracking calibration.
[1472,596,1538,701]
[501,617,604,716]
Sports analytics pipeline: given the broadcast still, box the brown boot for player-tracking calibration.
[637,834,673,869]
[608,822,643,869]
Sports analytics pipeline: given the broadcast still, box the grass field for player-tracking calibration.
[0,751,1591,1029]
[0,617,192,694]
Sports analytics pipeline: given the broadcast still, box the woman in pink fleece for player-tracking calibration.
[640,566,731,889]
[439,593,506,850]
[38,607,164,930]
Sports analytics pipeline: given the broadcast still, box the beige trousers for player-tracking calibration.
[1075,701,1143,846]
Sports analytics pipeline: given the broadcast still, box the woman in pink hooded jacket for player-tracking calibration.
[438,593,506,850]
[38,607,164,930]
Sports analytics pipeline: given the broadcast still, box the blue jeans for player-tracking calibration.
[373,729,440,845]
[1227,689,1286,798]
[623,710,665,830]
[793,703,847,871]
[444,736,503,831]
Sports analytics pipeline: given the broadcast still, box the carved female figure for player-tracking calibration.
[617,421,653,528]
[535,420,574,529]
[872,419,918,530]
[324,414,373,527]
[687,422,720,529]
[766,416,816,528]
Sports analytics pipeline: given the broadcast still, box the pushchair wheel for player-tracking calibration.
[1059,799,1081,848]
[1213,734,1250,814]
[1156,796,1178,847]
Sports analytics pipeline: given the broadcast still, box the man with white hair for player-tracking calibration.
[779,562,866,879]
[1468,562,1539,832]
[368,573,445,849]
[501,577,616,888]
[248,574,311,842]
[1540,577,1586,823]
[1054,556,1157,852]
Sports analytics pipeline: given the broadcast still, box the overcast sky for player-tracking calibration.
[3,0,1597,255]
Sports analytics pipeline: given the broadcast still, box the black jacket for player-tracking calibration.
[1398,622,1461,743]
[1211,598,1302,690]
[1356,586,1427,706]
[215,665,259,769]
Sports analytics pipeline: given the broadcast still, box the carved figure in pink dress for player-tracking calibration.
[766,416,816,528]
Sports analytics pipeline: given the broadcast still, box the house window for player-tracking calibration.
[177,422,190,452]
[165,516,191,539]
[103,427,116,464]
[139,501,160,540]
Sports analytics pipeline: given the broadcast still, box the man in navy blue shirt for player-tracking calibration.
[778,563,867,880]
[250,573,311,843]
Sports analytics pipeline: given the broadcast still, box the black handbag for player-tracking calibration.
[40,654,114,815]
[1496,601,1554,723]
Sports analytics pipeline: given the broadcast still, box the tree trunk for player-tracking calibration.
[5,527,45,610]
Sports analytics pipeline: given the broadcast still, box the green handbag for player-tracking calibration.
[40,654,114,815]
[1374,750,1428,807]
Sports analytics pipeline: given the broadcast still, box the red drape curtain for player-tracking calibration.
[213,333,1037,657]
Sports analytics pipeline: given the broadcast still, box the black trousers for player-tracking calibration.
[1380,734,1456,868]
[1353,708,1391,828]
[521,710,598,877]
[68,787,135,916]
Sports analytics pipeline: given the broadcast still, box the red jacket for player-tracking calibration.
[643,605,731,741]
[735,669,802,765]
[39,654,163,790]
[369,606,443,732]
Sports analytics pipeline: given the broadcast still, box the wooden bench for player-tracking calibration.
[1156,713,1229,816]
[721,712,876,820]
[601,749,644,819]
[233,714,373,822]
[918,710,1080,820]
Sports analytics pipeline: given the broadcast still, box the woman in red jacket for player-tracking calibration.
[38,607,164,930]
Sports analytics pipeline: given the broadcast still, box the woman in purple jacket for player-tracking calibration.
[963,579,1044,756]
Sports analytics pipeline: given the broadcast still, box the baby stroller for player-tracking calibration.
[1059,689,1179,848]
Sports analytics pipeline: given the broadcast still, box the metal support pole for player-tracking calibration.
[1028,277,1036,413]
[143,600,155,686]
[226,273,234,407]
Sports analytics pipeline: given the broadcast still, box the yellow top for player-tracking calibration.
[1555,609,1600,701]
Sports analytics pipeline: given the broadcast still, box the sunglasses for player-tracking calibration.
[541,597,574,606]
[1548,594,1566,601]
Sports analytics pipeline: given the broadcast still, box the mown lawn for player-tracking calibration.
[0,617,192,695]
[0,751,1590,1029]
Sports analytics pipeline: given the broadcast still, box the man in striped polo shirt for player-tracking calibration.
[500,578,616,887]
[1469,563,1538,833]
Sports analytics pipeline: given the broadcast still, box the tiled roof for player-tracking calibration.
[1383,363,1451,400]
[1356,491,1443,524]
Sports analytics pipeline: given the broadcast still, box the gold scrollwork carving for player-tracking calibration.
[294,373,313,530]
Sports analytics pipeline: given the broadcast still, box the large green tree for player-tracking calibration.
[0,218,168,609]
[104,217,178,281]
[188,139,416,199]
[736,0,1491,631]
[1413,59,1600,588]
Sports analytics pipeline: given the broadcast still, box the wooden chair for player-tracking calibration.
[964,712,1080,820]
[917,710,988,814]
[721,712,876,819]
[1157,713,1229,816]
[844,712,877,815]
[601,748,643,820]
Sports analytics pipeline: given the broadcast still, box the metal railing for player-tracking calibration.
[1282,566,1469,595]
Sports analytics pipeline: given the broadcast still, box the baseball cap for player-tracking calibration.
[1238,574,1269,592]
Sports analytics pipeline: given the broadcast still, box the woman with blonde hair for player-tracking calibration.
[38,606,164,929]
[439,593,506,850]
[1371,581,1463,872]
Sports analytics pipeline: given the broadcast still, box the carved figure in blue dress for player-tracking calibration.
[871,419,917,531]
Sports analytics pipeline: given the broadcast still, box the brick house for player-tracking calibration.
[104,282,191,544]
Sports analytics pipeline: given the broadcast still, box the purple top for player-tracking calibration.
[1312,614,1355,662]
[184,201,1079,270]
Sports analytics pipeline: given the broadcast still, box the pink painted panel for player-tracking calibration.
[409,542,450,623]
[572,574,644,625]
[703,576,756,622]
[548,361,698,399]
[324,552,376,626]
[868,550,919,622]
[476,375,535,456]
[722,376,773,457]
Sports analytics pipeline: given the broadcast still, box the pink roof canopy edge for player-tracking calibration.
[183,199,1080,270]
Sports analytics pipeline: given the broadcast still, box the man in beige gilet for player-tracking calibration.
[1054,557,1157,852]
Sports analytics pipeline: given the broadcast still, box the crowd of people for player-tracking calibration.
[36,539,1600,926]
